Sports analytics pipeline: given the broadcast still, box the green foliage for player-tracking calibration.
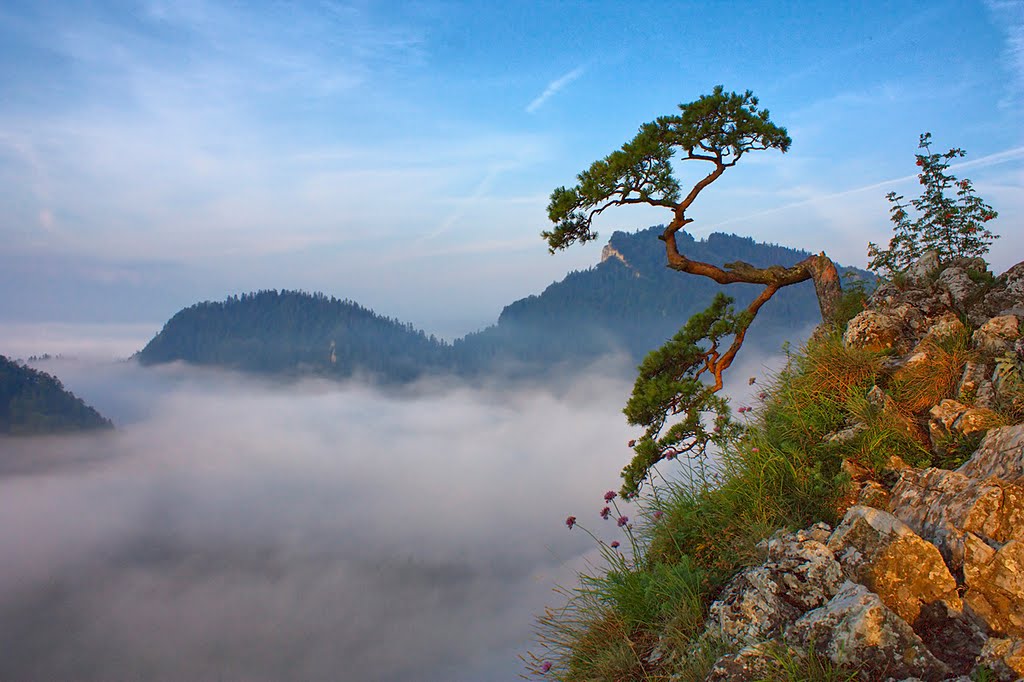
[868,133,998,276]
[543,86,790,252]
[0,355,112,435]
[620,294,743,498]
[531,334,889,680]
[138,289,451,382]
[827,272,871,330]
[758,643,861,682]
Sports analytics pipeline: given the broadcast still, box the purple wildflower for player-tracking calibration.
[604,490,616,502]
[565,516,576,530]
[617,515,629,527]
[540,661,552,673]
[610,541,620,549]
[751,447,759,453]
[600,506,611,520]
[653,510,664,520]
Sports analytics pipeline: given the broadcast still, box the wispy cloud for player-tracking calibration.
[705,144,1024,230]
[526,66,585,113]
[985,0,1024,104]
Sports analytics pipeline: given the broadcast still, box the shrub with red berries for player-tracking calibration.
[868,132,998,276]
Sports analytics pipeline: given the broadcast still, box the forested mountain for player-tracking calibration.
[0,355,113,435]
[137,228,866,381]
[136,290,451,382]
[453,227,859,372]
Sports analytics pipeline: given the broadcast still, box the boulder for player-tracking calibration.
[827,506,960,624]
[937,266,984,313]
[918,313,967,348]
[963,538,1024,637]
[786,581,950,681]
[707,530,843,646]
[889,467,1024,573]
[973,315,1021,356]
[957,424,1024,485]
[906,251,942,285]
[845,310,905,352]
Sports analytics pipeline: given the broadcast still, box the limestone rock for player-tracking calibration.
[974,315,1021,356]
[703,642,793,682]
[906,251,942,285]
[827,422,867,444]
[977,637,1024,681]
[958,424,1024,485]
[890,467,1024,573]
[963,539,1024,638]
[845,310,904,351]
[958,361,996,408]
[786,581,950,680]
[928,400,998,454]
[827,506,960,624]
[937,266,984,312]
[708,530,843,646]
[919,313,967,348]
[982,261,1024,320]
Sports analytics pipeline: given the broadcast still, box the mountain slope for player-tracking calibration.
[453,226,853,371]
[0,355,113,435]
[137,228,865,380]
[136,290,451,382]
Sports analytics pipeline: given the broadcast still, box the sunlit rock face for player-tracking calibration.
[694,255,1024,681]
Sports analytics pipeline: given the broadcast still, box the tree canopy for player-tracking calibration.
[543,86,792,253]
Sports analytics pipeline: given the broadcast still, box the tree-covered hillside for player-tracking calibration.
[136,229,866,381]
[454,227,857,372]
[136,290,452,382]
[0,355,113,435]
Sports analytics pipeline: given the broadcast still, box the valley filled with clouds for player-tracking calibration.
[0,356,645,681]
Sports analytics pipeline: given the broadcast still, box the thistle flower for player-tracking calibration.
[653,510,664,520]
[617,515,629,527]
[565,516,576,530]
[604,490,616,502]
[610,541,620,549]
[541,661,552,673]
[600,506,611,520]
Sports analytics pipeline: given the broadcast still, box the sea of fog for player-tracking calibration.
[0,325,785,681]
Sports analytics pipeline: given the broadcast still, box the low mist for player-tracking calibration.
[0,319,798,681]
[1,358,647,681]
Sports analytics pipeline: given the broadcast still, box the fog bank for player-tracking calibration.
[1,361,641,681]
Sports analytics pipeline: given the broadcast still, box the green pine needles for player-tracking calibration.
[868,133,998,277]
[543,86,791,252]
[621,294,743,498]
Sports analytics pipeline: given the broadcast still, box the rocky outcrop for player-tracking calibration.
[707,526,842,646]
[699,430,1024,681]
[698,450,1020,678]
[827,506,960,624]
[693,255,1024,681]
[786,582,950,680]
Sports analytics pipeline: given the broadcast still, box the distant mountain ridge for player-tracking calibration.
[0,355,113,435]
[137,227,864,380]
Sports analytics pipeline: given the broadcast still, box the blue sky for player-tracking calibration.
[1,0,1021,339]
